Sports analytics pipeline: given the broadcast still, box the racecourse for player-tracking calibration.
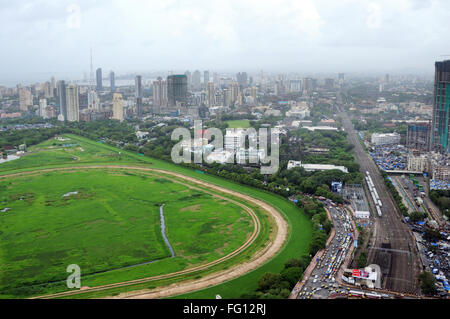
[0,134,312,299]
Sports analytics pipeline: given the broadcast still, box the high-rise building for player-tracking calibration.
[236,72,248,89]
[431,60,450,153]
[167,74,188,107]
[184,70,191,88]
[213,72,220,86]
[50,77,56,95]
[96,68,103,91]
[135,75,143,117]
[58,80,67,121]
[39,98,47,117]
[302,77,315,94]
[204,70,210,87]
[112,93,124,122]
[206,82,215,106]
[338,73,345,85]
[66,84,80,122]
[192,70,201,91]
[289,80,302,93]
[153,77,168,113]
[324,78,335,89]
[250,86,257,101]
[407,122,431,153]
[19,88,32,112]
[110,71,115,92]
[88,89,100,111]
[230,81,239,104]
[44,81,53,98]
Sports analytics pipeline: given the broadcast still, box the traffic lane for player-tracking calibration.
[298,207,353,298]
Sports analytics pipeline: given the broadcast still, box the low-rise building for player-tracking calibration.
[342,264,381,289]
[371,132,401,146]
[287,160,348,173]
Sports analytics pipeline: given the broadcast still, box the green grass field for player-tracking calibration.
[0,134,312,299]
[226,119,251,129]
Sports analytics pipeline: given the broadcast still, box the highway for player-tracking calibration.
[337,97,421,294]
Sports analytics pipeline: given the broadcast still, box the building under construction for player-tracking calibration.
[432,60,450,153]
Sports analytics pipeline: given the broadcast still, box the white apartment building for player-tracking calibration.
[371,132,401,146]
[112,93,124,122]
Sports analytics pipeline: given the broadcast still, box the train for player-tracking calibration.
[366,172,383,217]
[348,290,384,299]
[376,205,382,217]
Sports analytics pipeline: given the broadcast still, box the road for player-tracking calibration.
[337,99,420,294]
[297,206,357,299]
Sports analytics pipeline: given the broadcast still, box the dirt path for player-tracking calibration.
[2,165,288,299]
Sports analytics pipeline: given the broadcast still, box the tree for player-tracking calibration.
[409,211,426,223]
[418,271,436,296]
[257,273,282,291]
[280,267,303,288]
[284,256,310,271]
[356,251,367,268]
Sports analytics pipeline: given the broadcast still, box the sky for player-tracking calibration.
[1,0,450,85]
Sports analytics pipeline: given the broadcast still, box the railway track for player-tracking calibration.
[338,101,420,295]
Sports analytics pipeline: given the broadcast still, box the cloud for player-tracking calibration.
[1,0,450,85]
[366,2,382,29]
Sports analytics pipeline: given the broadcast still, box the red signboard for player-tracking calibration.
[352,269,360,277]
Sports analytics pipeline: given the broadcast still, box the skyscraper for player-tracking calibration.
[204,70,210,87]
[112,93,124,122]
[110,71,115,92]
[236,72,248,90]
[135,75,143,117]
[66,84,80,122]
[58,80,67,121]
[192,70,201,91]
[167,74,187,107]
[153,77,168,113]
[96,68,103,91]
[88,89,100,111]
[206,82,215,106]
[18,88,32,112]
[39,98,47,117]
[431,60,450,153]
[407,122,431,152]
[184,70,191,88]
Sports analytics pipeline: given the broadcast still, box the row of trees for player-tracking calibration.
[241,256,311,299]
[430,190,450,219]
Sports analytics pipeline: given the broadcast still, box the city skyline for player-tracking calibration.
[1,0,450,85]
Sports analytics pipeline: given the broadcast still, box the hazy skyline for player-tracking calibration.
[1,0,450,85]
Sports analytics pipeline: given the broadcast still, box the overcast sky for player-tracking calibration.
[1,0,450,85]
